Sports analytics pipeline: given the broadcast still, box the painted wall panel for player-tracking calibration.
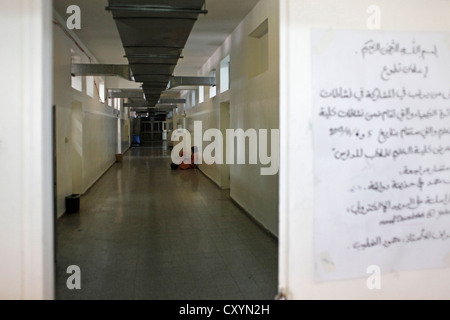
[180,0,280,236]
[53,12,129,218]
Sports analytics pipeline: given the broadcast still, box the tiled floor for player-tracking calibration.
[56,144,278,300]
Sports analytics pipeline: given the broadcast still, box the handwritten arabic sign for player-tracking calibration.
[312,30,450,281]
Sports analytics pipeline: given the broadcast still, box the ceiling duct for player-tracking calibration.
[72,64,132,80]
[108,89,145,99]
[106,0,207,106]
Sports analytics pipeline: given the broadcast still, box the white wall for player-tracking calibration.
[0,0,53,299]
[53,12,129,218]
[181,0,280,236]
[107,77,137,154]
[279,0,450,300]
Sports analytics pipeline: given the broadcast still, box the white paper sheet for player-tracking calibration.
[312,29,450,281]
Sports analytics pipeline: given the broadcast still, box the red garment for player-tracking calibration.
[179,152,198,170]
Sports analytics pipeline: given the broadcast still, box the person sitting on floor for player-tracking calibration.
[179,146,198,170]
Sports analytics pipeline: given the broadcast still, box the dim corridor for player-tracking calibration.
[55,144,278,300]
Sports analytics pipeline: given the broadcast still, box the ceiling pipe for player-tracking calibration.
[71,64,132,81]
[167,76,216,89]
[106,0,207,105]
[108,91,144,99]
[106,4,208,15]
[159,98,186,104]
[124,98,185,108]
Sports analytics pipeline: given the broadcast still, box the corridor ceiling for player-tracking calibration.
[54,0,260,108]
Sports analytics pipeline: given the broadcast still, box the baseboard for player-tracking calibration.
[59,149,131,219]
[82,158,117,196]
[229,197,279,242]
[196,166,278,242]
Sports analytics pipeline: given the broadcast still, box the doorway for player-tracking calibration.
[220,102,230,189]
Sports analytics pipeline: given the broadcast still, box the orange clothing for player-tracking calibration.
[179,152,198,170]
